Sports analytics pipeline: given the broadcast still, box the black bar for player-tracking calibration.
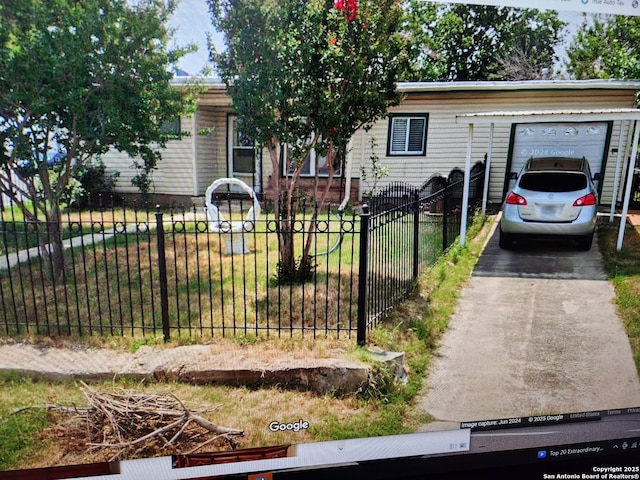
[155,206,171,342]
[413,191,420,280]
[193,206,204,336]
[357,204,370,346]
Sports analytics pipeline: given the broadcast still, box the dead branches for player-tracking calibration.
[23,382,244,462]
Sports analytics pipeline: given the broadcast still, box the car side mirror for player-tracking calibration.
[509,172,518,180]
[593,172,603,181]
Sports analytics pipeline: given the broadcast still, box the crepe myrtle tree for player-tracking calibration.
[208,0,410,283]
[0,0,196,281]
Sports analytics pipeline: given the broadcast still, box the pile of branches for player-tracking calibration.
[24,382,244,462]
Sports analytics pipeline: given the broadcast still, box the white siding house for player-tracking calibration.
[353,81,640,206]
[101,79,640,208]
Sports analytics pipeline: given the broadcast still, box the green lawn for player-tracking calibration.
[596,218,640,374]
[1,207,452,341]
[0,215,493,471]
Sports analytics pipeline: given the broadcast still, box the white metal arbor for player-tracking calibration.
[455,108,640,250]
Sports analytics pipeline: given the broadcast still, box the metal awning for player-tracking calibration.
[456,108,640,250]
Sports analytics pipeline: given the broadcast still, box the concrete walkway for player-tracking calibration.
[0,227,136,271]
[0,212,208,271]
[419,220,640,428]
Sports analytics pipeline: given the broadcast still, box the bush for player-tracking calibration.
[74,159,120,207]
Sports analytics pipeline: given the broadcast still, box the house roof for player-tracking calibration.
[177,78,640,94]
[397,79,640,93]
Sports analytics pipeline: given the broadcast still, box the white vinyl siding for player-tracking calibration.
[388,115,427,156]
[355,88,638,205]
[102,114,195,196]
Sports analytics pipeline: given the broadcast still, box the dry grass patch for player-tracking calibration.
[14,379,365,469]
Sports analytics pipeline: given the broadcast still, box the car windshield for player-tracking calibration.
[518,172,587,192]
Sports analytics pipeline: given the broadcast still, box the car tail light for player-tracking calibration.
[505,192,527,205]
[573,193,597,206]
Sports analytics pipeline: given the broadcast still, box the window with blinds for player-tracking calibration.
[387,115,428,156]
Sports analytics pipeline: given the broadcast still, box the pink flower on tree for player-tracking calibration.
[334,0,358,21]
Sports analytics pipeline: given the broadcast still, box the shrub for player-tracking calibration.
[74,159,120,207]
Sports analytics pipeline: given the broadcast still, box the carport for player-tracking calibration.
[455,108,640,250]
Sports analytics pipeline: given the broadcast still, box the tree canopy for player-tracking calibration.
[402,2,566,81]
[0,0,194,200]
[208,0,410,281]
[566,15,640,80]
[0,0,195,278]
[208,0,409,161]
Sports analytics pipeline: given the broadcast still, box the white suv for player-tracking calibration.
[499,157,600,250]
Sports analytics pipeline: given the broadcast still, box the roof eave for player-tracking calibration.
[398,79,640,93]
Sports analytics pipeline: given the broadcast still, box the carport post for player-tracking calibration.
[610,120,630,223]
[460,123,474,248]
[617,120,640,251]
[481,123,494,216]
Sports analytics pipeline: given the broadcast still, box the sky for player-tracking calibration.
[168,0,587,76]
[168,0,221,75]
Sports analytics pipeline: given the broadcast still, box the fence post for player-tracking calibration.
[155,206,171,342]
[413,191,420,280]
[357,204,370,346]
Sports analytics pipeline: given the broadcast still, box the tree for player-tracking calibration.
[0,0,195,280]
[402,2,566,81]
[566,15,640,80]
[208,0,410,283]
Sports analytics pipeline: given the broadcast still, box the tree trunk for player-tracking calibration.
[40,204,66,283]
[275,190,315,284]
[268,138,336,284]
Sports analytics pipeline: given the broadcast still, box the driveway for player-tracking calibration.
[418,220,640,427]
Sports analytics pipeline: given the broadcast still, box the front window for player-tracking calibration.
[282,142,342,177]
[387,114,428,156]
[160,117,181,139]
[230,118,255,174]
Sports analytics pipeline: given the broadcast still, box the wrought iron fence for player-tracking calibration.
[357,165,485,342]
[0,165,484,343]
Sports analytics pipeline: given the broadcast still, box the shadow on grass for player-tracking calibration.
[597,217,640,277]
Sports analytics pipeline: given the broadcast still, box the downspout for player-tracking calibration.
[338,138,354,212]
[311,139,354,258]
[482,123,494,215]
[459,123,474,248]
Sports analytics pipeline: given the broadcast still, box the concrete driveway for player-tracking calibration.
[418,220,640,427]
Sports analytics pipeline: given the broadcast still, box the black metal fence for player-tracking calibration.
[0,166,484,343]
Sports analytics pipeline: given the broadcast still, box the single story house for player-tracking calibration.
[101,78,640,210]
